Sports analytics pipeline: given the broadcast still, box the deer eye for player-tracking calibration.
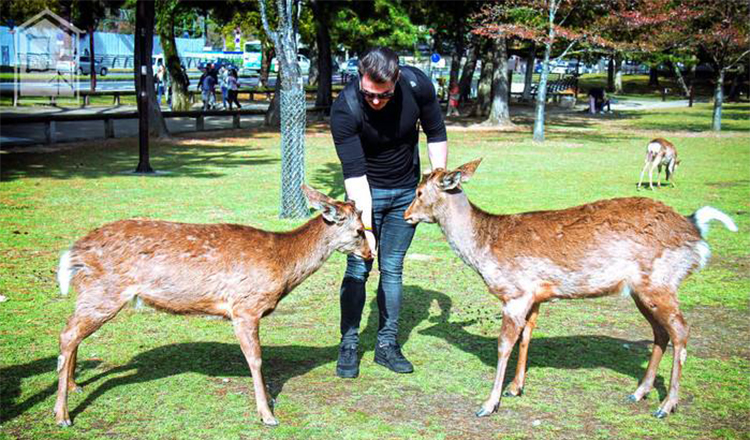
[417,190,423,198]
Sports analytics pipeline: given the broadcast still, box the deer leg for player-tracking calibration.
[668,160,676,187]
[55,298,125,427]
[637,161,651,190]
[647,162,658,190]
[504,303,540,397]
[628,295,669,402]
[232,312,278,426]
[66,347,83,393]
[656,164,663,187]
[476,297,528,417]
[650,298,689,418]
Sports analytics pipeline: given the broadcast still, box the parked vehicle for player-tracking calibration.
[270,54,310,75]
[77,56,108,76]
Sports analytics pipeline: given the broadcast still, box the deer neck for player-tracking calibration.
[276,216,338,291]
[434,191,489,271]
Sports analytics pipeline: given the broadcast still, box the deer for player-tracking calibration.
[404,159,737,419]
[638,138,680,190]
[53,185,372,427]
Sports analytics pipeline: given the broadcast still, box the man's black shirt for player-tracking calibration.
[331,66,447,189]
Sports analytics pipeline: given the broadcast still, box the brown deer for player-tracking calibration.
[404,159,737,419]
[54,185,372,427]
[638,138,680,190]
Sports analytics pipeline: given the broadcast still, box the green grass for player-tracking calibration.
[1,103,749,439]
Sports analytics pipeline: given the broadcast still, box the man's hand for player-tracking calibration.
[364,230,377,259]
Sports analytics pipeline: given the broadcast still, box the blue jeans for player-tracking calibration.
[340,186,417,347]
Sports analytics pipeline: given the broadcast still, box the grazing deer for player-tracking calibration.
[404,159,737,419]
[54,185,372,427]
[638,138,680,190]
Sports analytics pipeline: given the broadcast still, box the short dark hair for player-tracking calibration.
[358,47,400,83]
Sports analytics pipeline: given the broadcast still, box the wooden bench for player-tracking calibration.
[0,106,331,144]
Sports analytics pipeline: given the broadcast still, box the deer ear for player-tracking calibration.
[302,185,344,222]
[439,159,482,191]
[455,158,482,182]
[440,171,462,190]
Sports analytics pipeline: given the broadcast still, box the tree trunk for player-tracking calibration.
[448,19,465,90]
[159,13,190,111]
[471,42,493,117]
[311,0,332,110]
[484,37,513,127]
[607,56,615,92]
[614,55,623,94]
[522,42,536,102]
[458,37,479,102]
[648,66,659,87]
[134,0,154,173]
[259,0,307,219]
[671,62,690,97]
[89,26,97,92]
[308,40,319,86]
[712,67,725,131]
[265,69,281,127]
[260,44,274,87]
[532,42,552,143]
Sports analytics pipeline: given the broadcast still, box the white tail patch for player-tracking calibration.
[692,207,738,238]
[57,251,73,296]
[696,241,711,269]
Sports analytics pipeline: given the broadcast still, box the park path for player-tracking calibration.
[0,98,705,151]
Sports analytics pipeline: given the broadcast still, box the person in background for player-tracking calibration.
[220,65,230,110]
[588,87,611,114]
[330,47,448,379]
[447,81,461,116]
[227,69,242,110]
[197,63,217,111]
[155,61,166,106]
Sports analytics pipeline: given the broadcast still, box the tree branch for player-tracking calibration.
[257,0,278,47]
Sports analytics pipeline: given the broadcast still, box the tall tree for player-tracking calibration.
[134,0,155,173]
[155,0,196,111]
[617,0,750,130]
[258,0,307,218]
[476,0,608,142]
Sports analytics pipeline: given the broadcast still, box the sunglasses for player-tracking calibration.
[359,87,395,101]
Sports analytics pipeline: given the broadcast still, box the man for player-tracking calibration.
[330,47,448,378]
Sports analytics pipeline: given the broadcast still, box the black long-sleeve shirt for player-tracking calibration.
[331,66,447,189]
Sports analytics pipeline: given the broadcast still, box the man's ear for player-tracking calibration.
[302,184,344,223]
[439,159,482,191]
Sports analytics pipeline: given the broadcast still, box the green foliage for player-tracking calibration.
[1,103,748,439]
[331,0,421,55]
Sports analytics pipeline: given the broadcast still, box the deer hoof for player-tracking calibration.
[503,389,523,398]
[56,419,72,427]
[261,416,279,426]
[475,403,498,418]
[626,394,638,403]
[70,385,83,394]
[652,409,669,419]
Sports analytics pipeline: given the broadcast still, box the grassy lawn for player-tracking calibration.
[1,103,748,439]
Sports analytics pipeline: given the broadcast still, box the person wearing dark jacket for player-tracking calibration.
[197,63,217,110]
[330,47,448,379]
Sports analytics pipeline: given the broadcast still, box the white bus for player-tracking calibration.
[242,40,262,75]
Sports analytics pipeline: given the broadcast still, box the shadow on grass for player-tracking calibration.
[402,286,667,400]
[0,357,102,423]
[1,142,278,182]
[2,285,670,425]
[310,162,345,200]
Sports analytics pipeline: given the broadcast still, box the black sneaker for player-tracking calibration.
[336,345,359,378]
[374,343,414,374]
